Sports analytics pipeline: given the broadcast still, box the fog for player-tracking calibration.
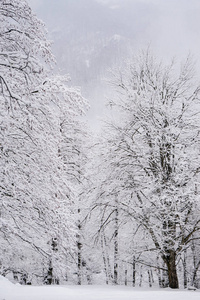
[28,0,200,129]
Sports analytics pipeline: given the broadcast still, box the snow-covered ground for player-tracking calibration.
[1,276,200,300]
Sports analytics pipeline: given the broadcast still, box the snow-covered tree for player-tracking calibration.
[85,135,138,286]
[0,0,87,283]
[59,114,91,285]
[98,51,200,288]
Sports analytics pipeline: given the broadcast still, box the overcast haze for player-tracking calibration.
[28,0,200,129]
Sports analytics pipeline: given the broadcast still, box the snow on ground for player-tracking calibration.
[1,276,200,300]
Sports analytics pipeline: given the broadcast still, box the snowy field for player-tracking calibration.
[1,276,200,300]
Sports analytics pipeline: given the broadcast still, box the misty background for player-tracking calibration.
[28,0,200,129]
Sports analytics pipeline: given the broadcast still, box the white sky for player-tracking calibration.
[27,0,200,129]
[28,0,200,65]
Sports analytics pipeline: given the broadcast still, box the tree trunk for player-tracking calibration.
[132,256,136,287]
[139,266,143,287]
[44,260,53,285]
[104,234,113,283]
[156,256,164,288]
[163,250,179,289]
[161,266,169,288]
[191,240,200,288]
[101,235,109,284]
[148,269,152,287]
[125,269,128,286]
[183,250,187,289]
[113,206,118,285]
[191,260,200,288]
[101,232,112,284]
[77,208,82,285]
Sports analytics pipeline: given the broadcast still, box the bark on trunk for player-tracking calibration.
[163,250,179,289]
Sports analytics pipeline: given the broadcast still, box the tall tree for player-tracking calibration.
[59,116,90,284]
[101,51,200,288]
[0,0,87,283]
